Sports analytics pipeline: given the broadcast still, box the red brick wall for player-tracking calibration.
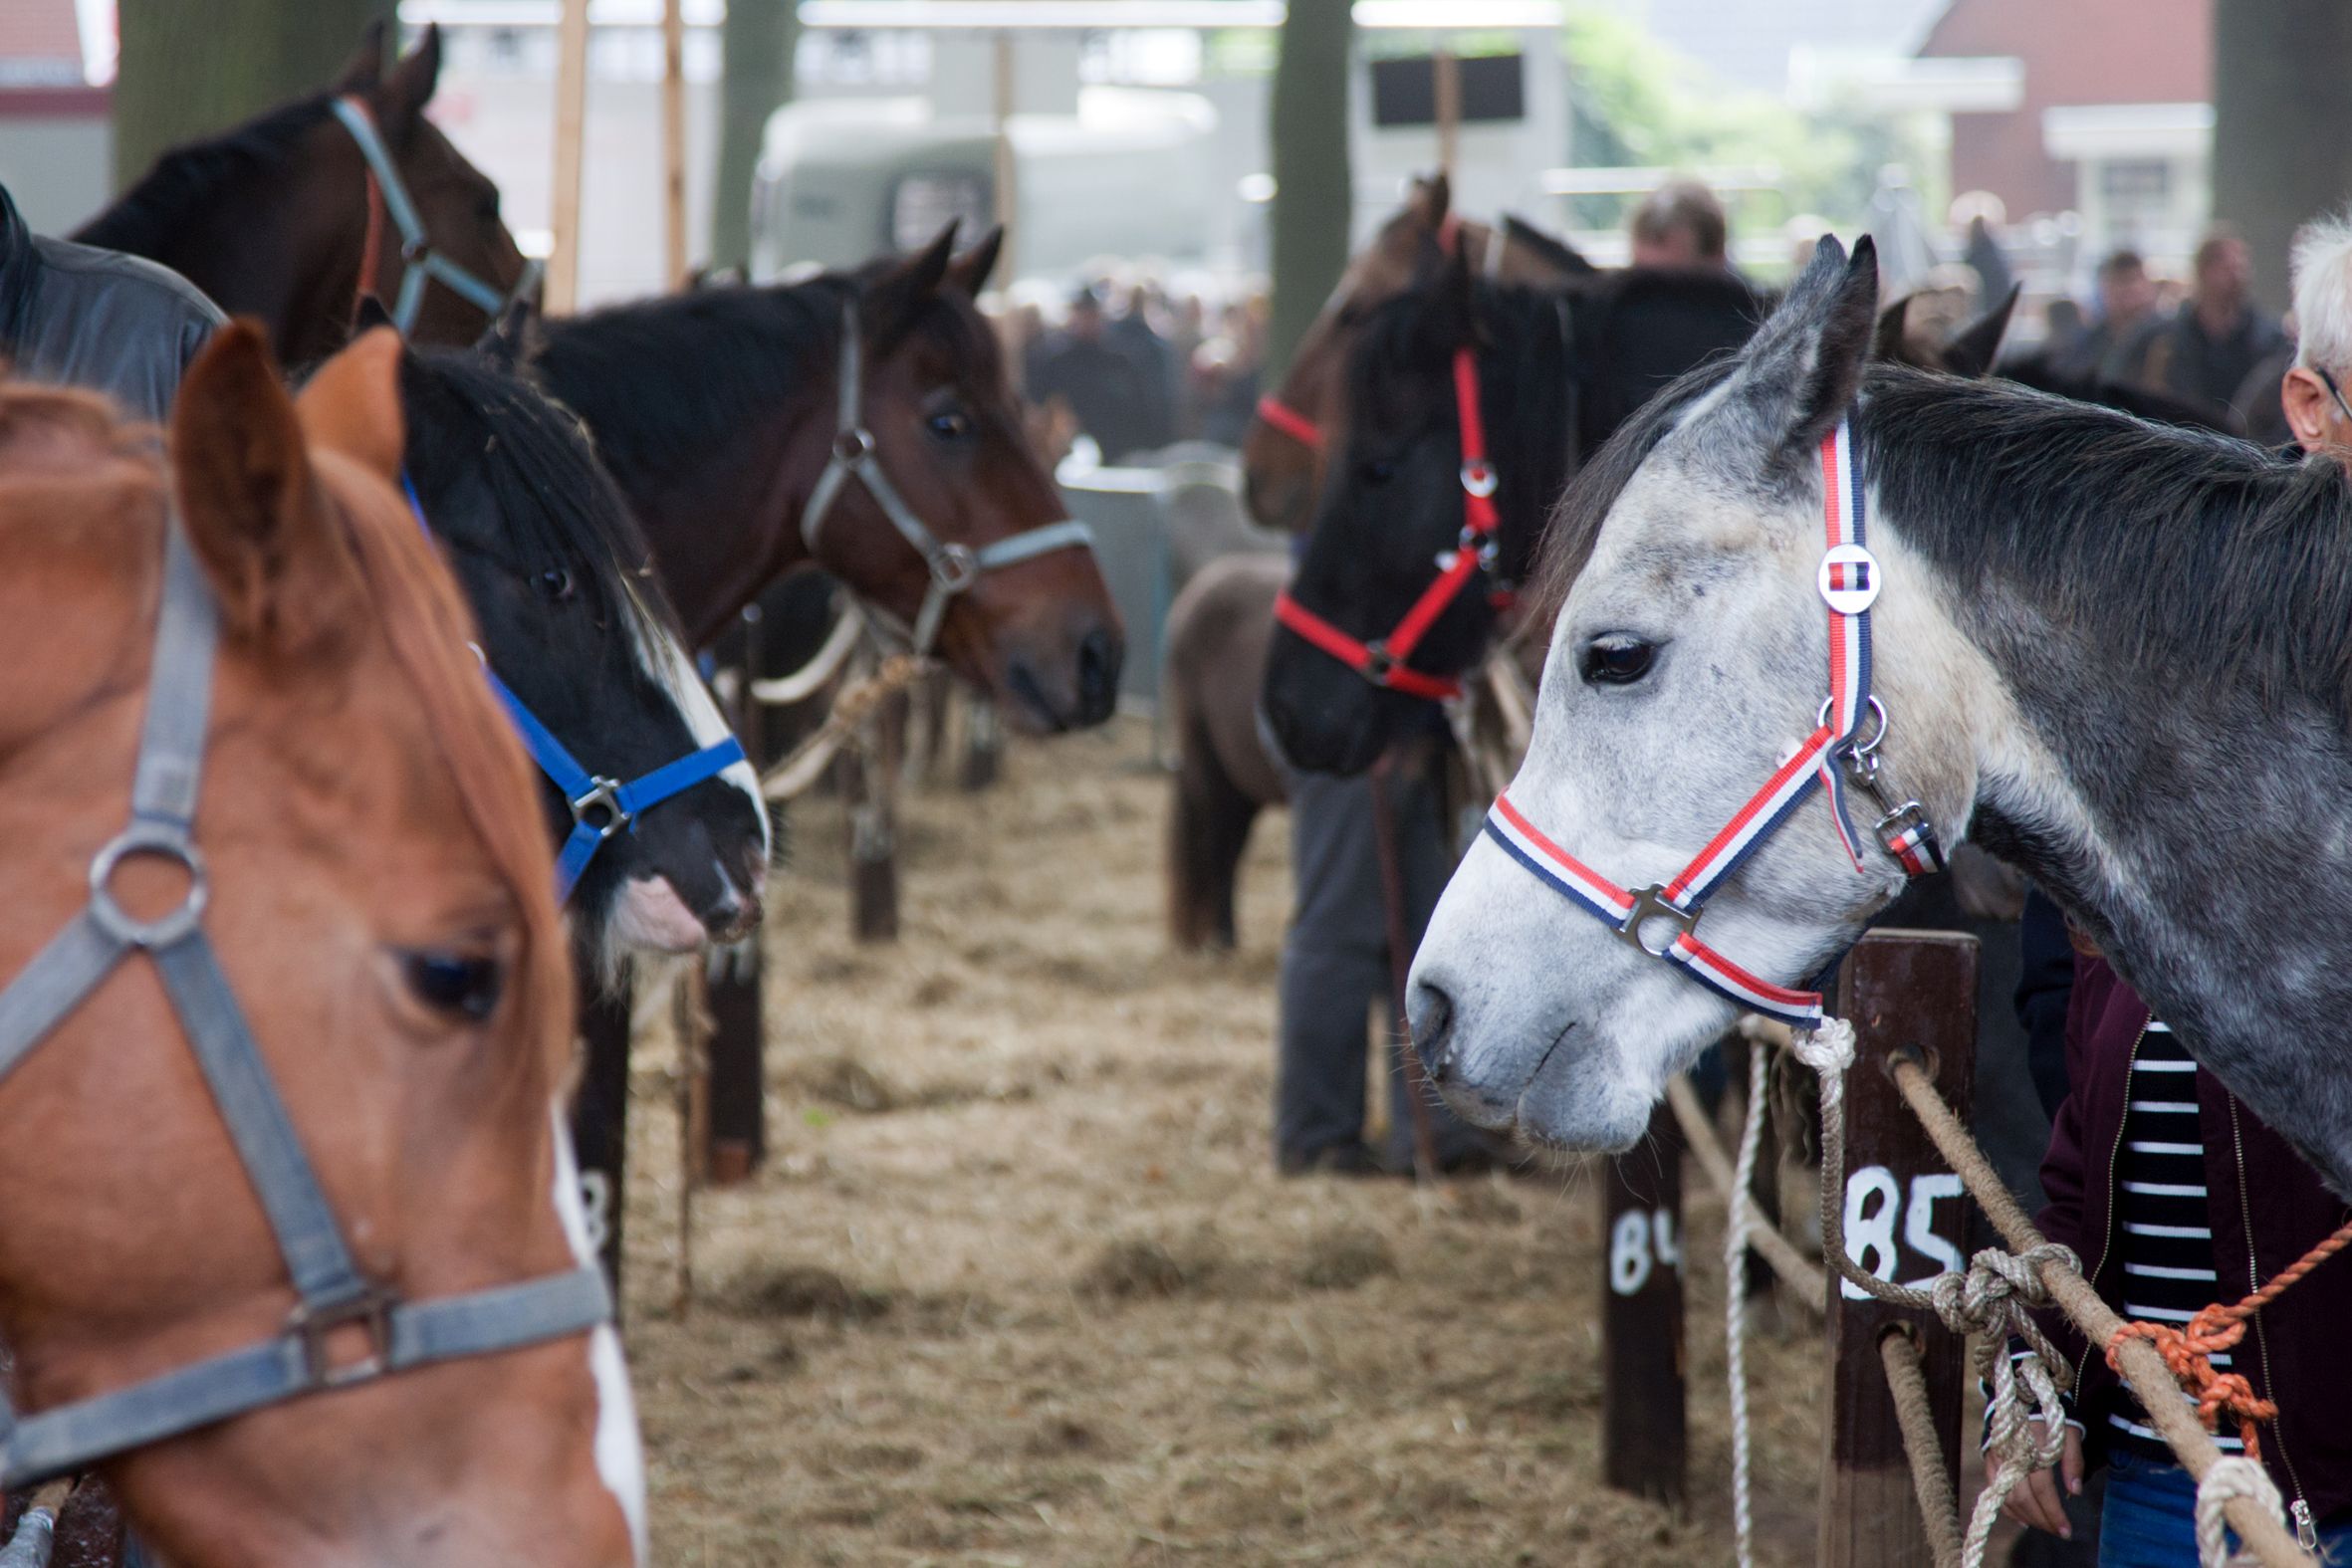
[1920,0,2212,217]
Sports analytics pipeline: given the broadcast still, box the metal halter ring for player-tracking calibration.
[929,542,980,593]
[290,1289,395,1391]
[1817,693,1889,759]
[832,427,877,463]
[1616,884,1699,958]
[87,824,209,949]
[570,778,631,840]
[1460,459,1499,498]
[1360,640,1397,683]
[1459,525,1501,571]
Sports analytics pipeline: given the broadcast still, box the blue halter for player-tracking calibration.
[401,477,748,901]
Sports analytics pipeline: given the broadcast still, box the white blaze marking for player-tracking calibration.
[551,1108,648,1561]
[623,596,770,865]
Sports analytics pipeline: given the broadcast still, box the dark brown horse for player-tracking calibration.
[0,327,639,1564]
[532,224,1124,732]
[1164,554,1290,949]
[78,24,528,363]
[1240,174,1591,533]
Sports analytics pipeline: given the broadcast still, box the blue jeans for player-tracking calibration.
[2100,1451,2350,1567]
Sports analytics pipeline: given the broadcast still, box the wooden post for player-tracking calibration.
[1819,930,1978,1568]
[1746,1074,1781,1301]
[700,601,768,1188]
[959,694,1002,792]
[546,0,592,314]
[660,0,690,288]
[1432,46,1461,182]
[840,706,900,943]
[1601,1098,1687,1506]
[992,31,1018,283]
[572,974,635,1298]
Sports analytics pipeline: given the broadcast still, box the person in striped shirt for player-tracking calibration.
[1995,953,2352,1564]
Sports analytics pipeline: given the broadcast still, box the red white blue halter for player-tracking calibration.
[1481,420,1944,1030]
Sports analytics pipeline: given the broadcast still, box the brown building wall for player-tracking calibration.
[1920,0,2212,217]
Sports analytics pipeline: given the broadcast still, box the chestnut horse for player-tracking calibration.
[0,326,640,1562]
[1240,173,1593,533]
[78,24,529,362]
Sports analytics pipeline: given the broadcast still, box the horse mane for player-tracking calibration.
[531,261,1011,499]
[1502,215,1597,277]
[1861,363,2352,723]
[75,96,334,255]
[1999,348,2245,437]
[398,342,680,649]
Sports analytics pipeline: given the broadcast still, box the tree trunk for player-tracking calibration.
[2211,0,2352,313]
[114,0,396,191]
[1268,0,1352,380]
[712,0,800,274]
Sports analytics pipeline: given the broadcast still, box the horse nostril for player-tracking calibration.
[1409,981,1456,1083]
[702,879,759,941]
[1076,626,1121,722]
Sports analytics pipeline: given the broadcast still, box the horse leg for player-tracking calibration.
[1168,703,1259,951]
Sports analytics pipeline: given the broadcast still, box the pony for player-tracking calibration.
[530,224,1125,732]
[0,325,641,1563]
[1241,173,1592,534]
[392,313,771,968]
[1406,235,2352,1197]
[1260,251,1763,776]
[1164,554,1291,949]
[78,24,528,363]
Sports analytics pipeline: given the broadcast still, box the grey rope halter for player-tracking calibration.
[0,519,611,1489]
[800,302,1096,656]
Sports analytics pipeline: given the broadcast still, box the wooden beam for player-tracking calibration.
[546,0,592,313]
[661,0,690,287]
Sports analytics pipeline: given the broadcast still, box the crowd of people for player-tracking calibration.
[1004,281,1272,464]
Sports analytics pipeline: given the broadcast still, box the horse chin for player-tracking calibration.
[607,876,710,953]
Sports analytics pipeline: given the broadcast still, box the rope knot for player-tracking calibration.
[2193,1456,2285,1568]
[2108,1307,2277,1457]
[1791,1015,1856,1075]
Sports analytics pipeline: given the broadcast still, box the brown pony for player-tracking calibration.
[77,25,528,363]
[1164,554,1290,950]
[0,327,639,1564]
[1240,173,1591,533]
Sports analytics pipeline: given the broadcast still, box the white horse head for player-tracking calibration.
[1407,237,2001,1152]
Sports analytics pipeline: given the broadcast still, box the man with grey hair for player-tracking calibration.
[2279,210,2352,458]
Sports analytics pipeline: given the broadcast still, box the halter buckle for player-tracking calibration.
[1361,640,1396,683]
[1872,799,1946,875]
[1459,525,1501,573]
[1460,459,1499,499]
[87,825,208,949]
[930,542,980,594]
[833,427,877,464]
[290,1288,395,1391]
[570,778,630,840]
[1616,884,1699,958]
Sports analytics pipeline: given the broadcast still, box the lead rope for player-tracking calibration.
[1725,1038,1769,1568]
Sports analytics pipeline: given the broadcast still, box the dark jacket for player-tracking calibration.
[2037,955,2352,1525]
[0,185,222,422]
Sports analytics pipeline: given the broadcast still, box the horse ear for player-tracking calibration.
[1941,283,2020,381]
[1732,233,1878,459]
[173,323,368,660]
[476,298,538,369]
[295,326,409,488]
[1871,294,1913,363]
[945,225,1005,297]
[865,222,959,343]
[1411,172,1451,233]
[353,293,398,336]
[377,22,443,139]
[333,19,386,95]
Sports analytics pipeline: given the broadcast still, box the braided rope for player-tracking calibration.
[1724,1038,1770,1568]
[2196,1456,2284,1568]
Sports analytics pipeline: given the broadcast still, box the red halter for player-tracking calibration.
[1254,393,1326,452]
[1273,343,1509,703]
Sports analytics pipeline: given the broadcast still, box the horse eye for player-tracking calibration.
[399,950,505,1022]
[927,407,972,441]
[537,567,576,602]
[1580,636,1656,686]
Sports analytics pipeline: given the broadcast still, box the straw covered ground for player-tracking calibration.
[615,715,1873,1566]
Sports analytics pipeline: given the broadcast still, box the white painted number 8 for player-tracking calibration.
[1610,1208,1680,1296]
[1840,1165,1901,1300]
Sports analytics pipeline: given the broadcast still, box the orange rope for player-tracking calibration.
[2106,1216,2352,1459]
